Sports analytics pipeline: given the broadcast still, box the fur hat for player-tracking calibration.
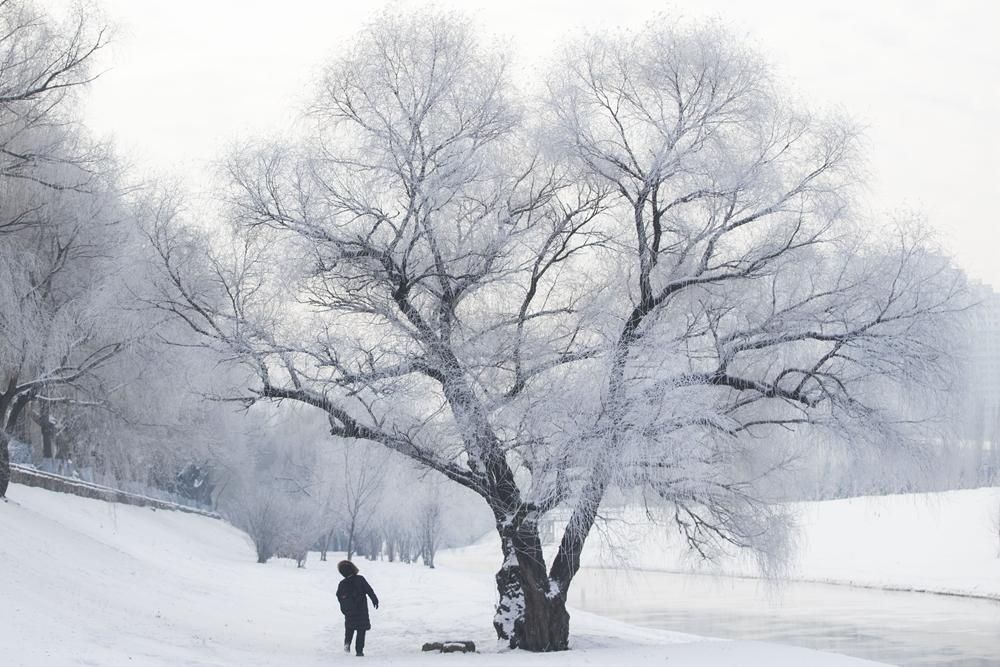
[337,560,359,577]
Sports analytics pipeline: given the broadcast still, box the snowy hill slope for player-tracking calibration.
[576,487,1000,599]
[786,488,1000,597]
[0,484,886,666]
[447,487,1000,600]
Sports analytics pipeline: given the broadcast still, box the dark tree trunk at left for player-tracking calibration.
[0,378,18,499]
[0,433,10,498]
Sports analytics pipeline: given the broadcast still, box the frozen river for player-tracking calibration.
[567,568,1000,666]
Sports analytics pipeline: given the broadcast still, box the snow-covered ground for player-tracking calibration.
[0,484,884,666]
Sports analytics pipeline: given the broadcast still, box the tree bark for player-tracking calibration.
[0,433,10,498]
[493,536,526,648]
[38,402,56,460]
[10,394,30,444]
[521,584,570,652]
[515,519,571,651]
[2,386,31,497]
[493,519,572,651]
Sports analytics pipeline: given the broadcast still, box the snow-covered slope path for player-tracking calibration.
[0,484,883,666]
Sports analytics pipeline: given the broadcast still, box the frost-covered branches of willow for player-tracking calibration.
[146,13,966,651]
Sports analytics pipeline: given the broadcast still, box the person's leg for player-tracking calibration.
[344,626,354,653]
[355,628,366,656]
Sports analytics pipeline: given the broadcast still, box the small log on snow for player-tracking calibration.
[421,640,476,653]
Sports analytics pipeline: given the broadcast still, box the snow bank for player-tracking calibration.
[787,487,1000,598]
[542,487,1000,600]
[0,483,884,665]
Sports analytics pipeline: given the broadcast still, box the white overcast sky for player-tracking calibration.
[46,0,1000,286]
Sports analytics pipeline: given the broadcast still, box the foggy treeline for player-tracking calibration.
[216,406,492,568]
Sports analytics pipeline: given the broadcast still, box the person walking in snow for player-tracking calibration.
[336,560,379,657]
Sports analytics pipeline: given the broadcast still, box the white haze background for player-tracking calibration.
[46,0,1000,286]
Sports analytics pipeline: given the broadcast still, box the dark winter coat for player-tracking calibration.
[337,574,379,630]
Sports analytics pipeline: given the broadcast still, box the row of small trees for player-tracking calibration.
[318,486,444,568]
[215,409,484,568]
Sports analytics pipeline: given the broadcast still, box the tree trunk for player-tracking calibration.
[1,378,18,497]
[10,394,30,445]
[0,433,10,498]
[493,559,571,652]
[38,402,56,460]
[493,521,572,651]
[493,539,526,647]
[320,528,334,562]
[521,584,570,652]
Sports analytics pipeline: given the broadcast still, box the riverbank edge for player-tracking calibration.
[573,563,1000,604]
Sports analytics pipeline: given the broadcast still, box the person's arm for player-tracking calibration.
[336,581,348,609]
[363,577,379,609]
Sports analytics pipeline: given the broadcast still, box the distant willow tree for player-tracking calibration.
[146,13,963,651]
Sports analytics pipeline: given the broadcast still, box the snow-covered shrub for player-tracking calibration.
[230,486,287,564]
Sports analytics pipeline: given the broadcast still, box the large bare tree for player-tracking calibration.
[146,13,963,651]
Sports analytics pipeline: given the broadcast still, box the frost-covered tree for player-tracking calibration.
[417,481,444,568]
[147,13,964,651]
[215,410,325,563]
[276,494,322,568]
[313,448,342,562]
[0,0,111,497]
[231,481,287,564]
[340,442,387,560]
